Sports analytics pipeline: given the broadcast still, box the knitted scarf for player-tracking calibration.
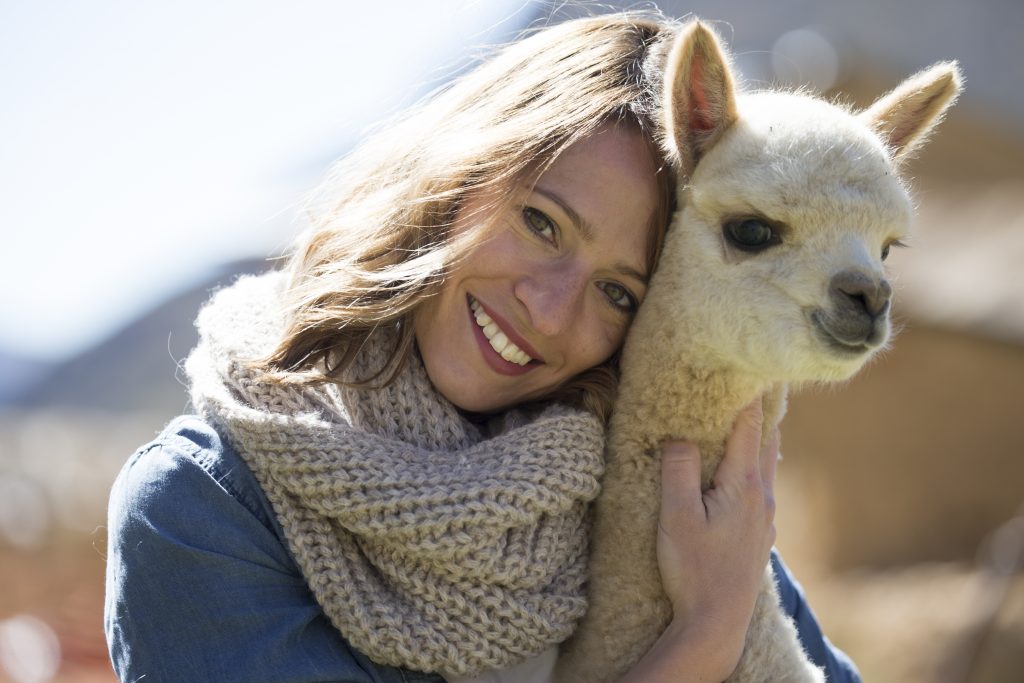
[185,272,605,677]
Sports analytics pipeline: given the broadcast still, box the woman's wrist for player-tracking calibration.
[617,616,741,683]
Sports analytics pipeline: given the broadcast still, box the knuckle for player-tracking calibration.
[741,468,763,493]
[662,442,698,467]
[662,450,694,469]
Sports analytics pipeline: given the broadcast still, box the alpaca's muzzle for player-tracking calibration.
[811,270,893,352]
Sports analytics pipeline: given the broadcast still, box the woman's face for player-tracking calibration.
[414,123,660,413]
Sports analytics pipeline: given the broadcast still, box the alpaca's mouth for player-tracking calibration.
[808,309,886,357]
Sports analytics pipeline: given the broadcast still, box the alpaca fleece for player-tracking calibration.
[185,272,605,677]
[555,19,961,683]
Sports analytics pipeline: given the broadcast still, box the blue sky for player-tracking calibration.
[1,0,530,361]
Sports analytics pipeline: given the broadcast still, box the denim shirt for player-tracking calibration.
[105,415,860,683]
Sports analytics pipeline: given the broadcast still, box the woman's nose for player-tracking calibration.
[514,264,588,337]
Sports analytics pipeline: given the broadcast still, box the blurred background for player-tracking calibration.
[1,1,1021,681]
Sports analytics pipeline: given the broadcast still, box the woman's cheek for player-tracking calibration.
[578,309,628,369]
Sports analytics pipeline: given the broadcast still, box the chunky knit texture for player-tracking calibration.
[184,272,605,677]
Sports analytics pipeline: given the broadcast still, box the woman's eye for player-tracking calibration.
[599,281,637,313]
[522,207,557,245]
[723,218,780,252]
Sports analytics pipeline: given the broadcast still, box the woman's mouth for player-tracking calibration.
[467,295,542,375]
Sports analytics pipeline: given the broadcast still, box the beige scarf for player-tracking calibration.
[185,272,605,677]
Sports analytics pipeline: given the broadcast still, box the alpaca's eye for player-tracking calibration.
[723,219,779,252]
[881,240,906,262]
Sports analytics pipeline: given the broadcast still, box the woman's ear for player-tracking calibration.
[859,61,963,166]
[663,20,739,176]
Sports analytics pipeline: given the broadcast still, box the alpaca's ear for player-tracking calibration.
[860,61,963,165]
[663,20,739,175]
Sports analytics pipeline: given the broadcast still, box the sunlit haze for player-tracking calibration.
[1,0,529,361]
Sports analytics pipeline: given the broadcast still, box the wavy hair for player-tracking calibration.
[257,12,679,422]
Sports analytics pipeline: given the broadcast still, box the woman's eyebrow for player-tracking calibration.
[534,186,594,240]
[532,185,650,285]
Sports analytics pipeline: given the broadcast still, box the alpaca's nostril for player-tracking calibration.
[831,271,891,319]
[839,289,867,310]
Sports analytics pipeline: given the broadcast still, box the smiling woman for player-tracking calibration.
[104,10,859,683]
[259,19,676,422]
[415,122,661,413]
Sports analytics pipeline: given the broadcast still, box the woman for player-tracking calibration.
[104,12,859,683]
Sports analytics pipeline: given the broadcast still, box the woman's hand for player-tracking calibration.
[620,397,780,682]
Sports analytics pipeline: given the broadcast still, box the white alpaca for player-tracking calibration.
[555,21,962,683]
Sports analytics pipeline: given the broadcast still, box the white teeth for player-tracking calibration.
[490,331,509,353]
[469,297,534,366]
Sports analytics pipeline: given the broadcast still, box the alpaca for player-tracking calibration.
[555,20,962,683]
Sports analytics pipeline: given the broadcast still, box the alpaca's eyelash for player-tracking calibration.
[881,238,909,261]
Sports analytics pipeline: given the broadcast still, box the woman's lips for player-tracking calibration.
[467,295,542,376]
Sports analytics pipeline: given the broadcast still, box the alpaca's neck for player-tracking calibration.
[614,353,773,443]
[610,349,782,487]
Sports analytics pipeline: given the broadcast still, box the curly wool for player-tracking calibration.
[184,272,605,677]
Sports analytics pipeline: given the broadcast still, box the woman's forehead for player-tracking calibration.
[532,126,658,278]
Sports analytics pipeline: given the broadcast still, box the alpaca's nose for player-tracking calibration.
[830,270,892,319]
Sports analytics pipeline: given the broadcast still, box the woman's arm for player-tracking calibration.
[104,416,428,683]
[772,551,861,682]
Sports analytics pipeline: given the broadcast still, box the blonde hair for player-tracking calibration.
[259,12,679,421]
